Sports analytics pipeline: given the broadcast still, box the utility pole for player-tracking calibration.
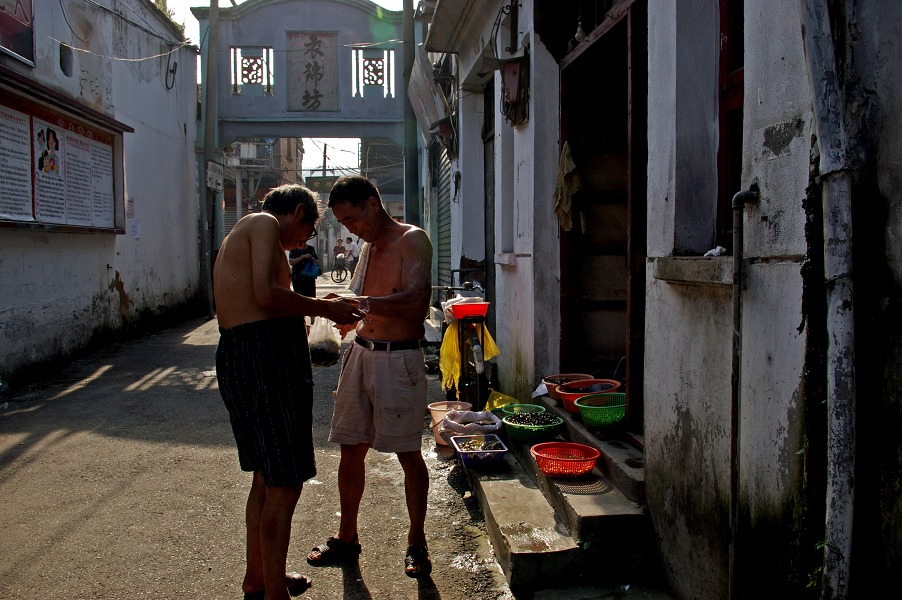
[200,0,219,317]
[322,144,328,178]
[402,0,420,226]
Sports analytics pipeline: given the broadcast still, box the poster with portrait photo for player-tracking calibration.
[0,0,34,65]
[33,120,66,224]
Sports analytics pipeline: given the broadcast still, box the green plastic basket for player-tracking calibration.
[502,414,564,443]
[574,393,626,427]
[501,403,547,416]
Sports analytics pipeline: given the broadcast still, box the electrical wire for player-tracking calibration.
[59,0,89,43]
[2,0,192,63]
[74,0,180,45]
[165,47,178,89]
[44,34,190,62]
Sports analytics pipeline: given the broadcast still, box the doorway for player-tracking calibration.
[559,4,647,433]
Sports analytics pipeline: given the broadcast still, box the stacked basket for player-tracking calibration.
[573,392,627,426]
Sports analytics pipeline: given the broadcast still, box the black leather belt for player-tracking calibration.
[354,337,424,351]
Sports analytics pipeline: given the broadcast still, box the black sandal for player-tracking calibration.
[306,534,362,566]
[404,545,432,578]
[242,573,311,599]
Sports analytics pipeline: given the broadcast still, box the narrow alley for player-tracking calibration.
[0,276,669,600]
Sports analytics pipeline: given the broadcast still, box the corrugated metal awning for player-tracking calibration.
[407,44,448,136]
[424,0,500,54]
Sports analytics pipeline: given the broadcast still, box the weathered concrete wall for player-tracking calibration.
[645,0,811,596]
[444,0,560,401]
[0,1,200,382]
[491,8,561,401]
[646,0,902,596]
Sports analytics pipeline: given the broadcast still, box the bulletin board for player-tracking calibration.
[0,91,122,232]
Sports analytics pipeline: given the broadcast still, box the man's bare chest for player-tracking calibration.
[363,250,404,295]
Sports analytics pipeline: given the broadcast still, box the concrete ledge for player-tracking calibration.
[651,256,733,286]
[506,435,646,543]
[466,452,581,588]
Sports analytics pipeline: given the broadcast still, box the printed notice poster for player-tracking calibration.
[0,104,33,221]
[0,94,117,229]
[33,119,67,224]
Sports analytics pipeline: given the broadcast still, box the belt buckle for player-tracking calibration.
[364,339,375,351]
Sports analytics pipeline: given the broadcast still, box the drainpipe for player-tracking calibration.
[730,185,758,600]
[797,1,856,598]
[200,0,220,317]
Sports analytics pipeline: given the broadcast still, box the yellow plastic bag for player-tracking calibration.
[439,322,501,397]
[484,388,517,412]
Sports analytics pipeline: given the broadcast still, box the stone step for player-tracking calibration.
[534,394,647,504]
[505,434,647,544]
[464,450,582,588]
[462,426,661,590]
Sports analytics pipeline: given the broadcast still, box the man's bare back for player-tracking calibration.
[214,214,292,329]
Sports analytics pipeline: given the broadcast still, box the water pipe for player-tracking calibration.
[797,1,857,597]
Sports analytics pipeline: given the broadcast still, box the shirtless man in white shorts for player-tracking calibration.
[305,175,434,578]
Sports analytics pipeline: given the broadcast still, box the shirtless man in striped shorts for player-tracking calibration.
[214,184,364,600]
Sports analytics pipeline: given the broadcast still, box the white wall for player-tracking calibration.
[0,1,200,381]
[644,1,814,596]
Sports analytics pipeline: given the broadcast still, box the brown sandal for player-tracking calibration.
[306,534,361,566]
[404,545,432,578]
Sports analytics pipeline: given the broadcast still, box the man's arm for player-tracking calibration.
[248,217,363,324]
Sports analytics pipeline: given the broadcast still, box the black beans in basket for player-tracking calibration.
[506,413,559,426]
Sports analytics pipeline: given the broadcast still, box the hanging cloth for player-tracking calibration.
[553,141,581,232]
[347,242,370,295]
[439,322,501,397]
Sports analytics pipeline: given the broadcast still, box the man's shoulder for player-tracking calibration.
[400,224,430,247]
[235,212,277,233]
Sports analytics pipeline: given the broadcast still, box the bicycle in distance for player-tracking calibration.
[331,253,350,284]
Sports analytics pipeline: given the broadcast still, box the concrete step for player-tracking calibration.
[463,449,582,588]
[534,393,647,505]
[462,424,662,591]
[505,434,647,545]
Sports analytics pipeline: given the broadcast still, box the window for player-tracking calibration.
[230,47,274,96]
[717,0,744,249]
[352,48,395,98]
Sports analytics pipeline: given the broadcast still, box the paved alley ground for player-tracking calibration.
[0,275,670,600]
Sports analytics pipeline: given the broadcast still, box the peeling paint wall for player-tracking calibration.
[646,0,902,596]
[445,0,561,402]
[0,1,201,382]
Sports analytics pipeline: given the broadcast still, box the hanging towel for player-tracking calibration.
[553,141,581,231]
[439,322,501,397]
[347,241,370,295]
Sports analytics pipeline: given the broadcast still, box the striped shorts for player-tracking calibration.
[216,316,315,486]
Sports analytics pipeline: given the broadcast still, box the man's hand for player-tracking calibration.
[321,296,365,326]
[334,322,357,340]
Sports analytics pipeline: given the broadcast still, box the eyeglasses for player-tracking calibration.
[306,226,318,240]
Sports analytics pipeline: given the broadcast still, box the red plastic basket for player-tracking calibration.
[530,442,600,478]
[450,302,490,319]
[541,373,593,401]
[556,378,621,413]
